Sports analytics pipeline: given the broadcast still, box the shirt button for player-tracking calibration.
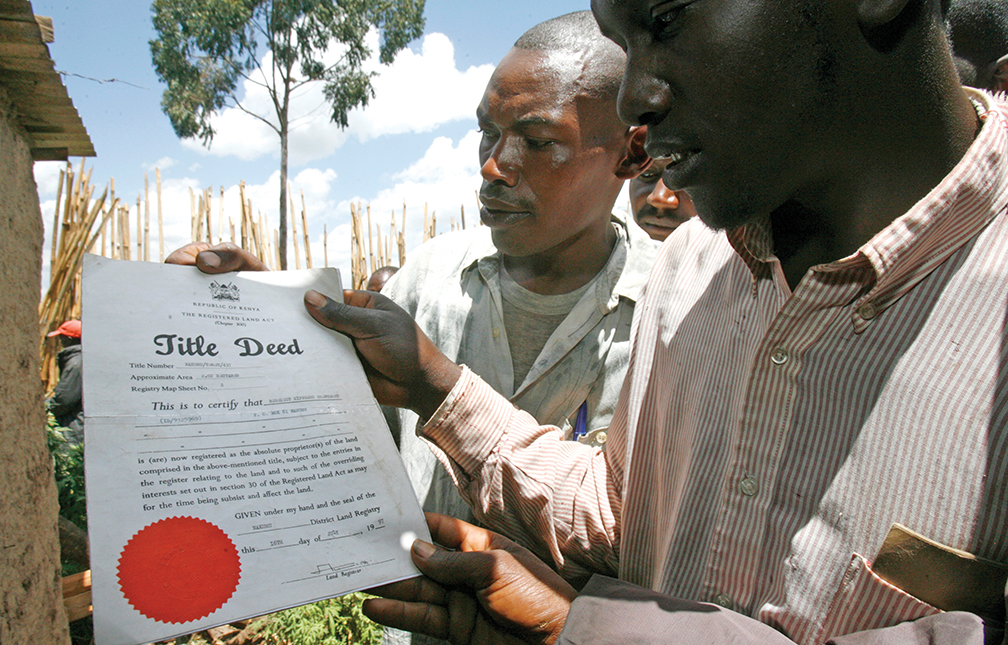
[858,302,877,320]
[739,477,760,497]
[770,348,789,365]
[492,327,500,338]
[595,431,607,445]
[714,593,734,610]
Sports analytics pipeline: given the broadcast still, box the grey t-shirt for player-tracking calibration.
[499,265,592,392]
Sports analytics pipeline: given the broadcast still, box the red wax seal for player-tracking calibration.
[117,517,241,624]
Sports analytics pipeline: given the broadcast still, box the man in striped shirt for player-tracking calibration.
[304,0,1008,641]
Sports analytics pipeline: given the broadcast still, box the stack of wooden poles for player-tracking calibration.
[350,202,409,289]
[38,166,322,392]
[39,160,477,390]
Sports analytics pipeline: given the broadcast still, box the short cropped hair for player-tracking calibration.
[513,11,625,99]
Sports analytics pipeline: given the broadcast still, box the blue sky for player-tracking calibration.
[30,0,631,282]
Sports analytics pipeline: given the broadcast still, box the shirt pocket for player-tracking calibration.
[815,553,940,643]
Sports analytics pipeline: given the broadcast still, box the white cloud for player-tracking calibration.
[185,102,277,161]
[33,161,66,197]
[343,32,493,141]
[184,32,493,167]
[144,156,176,171]
[332,130,483,272]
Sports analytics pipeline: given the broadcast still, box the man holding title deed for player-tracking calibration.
[293,0,1008,642]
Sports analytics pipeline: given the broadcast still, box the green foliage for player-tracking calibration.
[47,417,87,533]
[149,0,426,143]
[259,594,383,645]
[149,0,424,268]
[47,418,94,643]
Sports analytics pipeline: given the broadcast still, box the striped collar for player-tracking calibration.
[726,89,1008,332]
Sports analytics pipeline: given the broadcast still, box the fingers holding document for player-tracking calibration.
[363,514,576,645]
[165,242,269,273]
[303,289,462,420]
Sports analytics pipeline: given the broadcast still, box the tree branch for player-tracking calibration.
[227,93,281,135]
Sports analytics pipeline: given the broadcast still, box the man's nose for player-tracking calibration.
[647,180,679,209]
[618,50,672,127]
[480,139,519,187]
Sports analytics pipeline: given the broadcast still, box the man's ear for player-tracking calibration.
[855,0,912,30]
[614,126,652,180]
[992,57,1008,93]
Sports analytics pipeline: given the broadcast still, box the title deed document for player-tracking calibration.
[82,255,428,645]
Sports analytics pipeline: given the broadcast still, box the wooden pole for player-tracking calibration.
[123,204,131,260]
[239,182,248,250]
[136,195,142,260]
[112,204,119,260]
[389,212,397,268]
[350,204,358,287]
[195,191,204,242]
[367,203,374,275]
[49,165,65,285]
[323,224,328,268]
[256,213,268,265]
[249,212,262,263]
[110,177,118,258]
[273,229,280,271]
[57,169,74,261]
[218,187,225,247]
[205,188,213,244]
[202,188,209,244]
[109,175,115,226]
[189,187,197,241]
[116,205,121,259]
[156,168,164,262]
[400,203,406,266]
[289,187,301,269]
[58,165,74,265]
[246,200,255,255]
[100,204,106,257]
[143,173,150,262]
[205,188,212,244]
[300,191,311,268]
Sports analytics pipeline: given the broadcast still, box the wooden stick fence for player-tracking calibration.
[40,160,477,389]
[348,202,414,289]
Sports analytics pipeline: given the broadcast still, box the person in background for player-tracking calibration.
[628,157,696,242]
[367,266,399,293]
[947,0,1008,92]
[46,320,84,446]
